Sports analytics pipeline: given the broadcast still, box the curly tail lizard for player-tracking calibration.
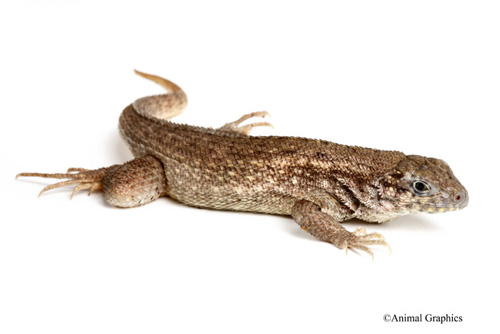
[17,71,469,259]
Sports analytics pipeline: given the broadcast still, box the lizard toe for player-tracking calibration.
[17,167,109,199]
[218,111,273,135]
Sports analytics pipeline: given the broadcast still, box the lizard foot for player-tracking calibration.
[291,199,392,260]
[343,227,391,260]
[16,166,109,199]
[218,111,273,135]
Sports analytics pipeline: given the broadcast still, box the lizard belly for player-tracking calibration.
[161,157,295,215]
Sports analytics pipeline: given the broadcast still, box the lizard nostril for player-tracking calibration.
[454,191,468,207]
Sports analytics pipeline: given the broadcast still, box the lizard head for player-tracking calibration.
[378,155,468,214]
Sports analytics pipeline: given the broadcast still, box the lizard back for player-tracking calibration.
[119,105,406,214]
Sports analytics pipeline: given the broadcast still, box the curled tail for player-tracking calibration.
[132,70,187,120]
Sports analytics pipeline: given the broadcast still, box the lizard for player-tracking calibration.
[17,70,469,258]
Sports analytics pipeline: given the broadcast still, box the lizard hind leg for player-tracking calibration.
[102,156,168,208]
[218,111,273,136]
[17,156,168,208]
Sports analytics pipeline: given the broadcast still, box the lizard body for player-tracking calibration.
[17,71,468,258]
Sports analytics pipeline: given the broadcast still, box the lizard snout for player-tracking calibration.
[453,189,468,209]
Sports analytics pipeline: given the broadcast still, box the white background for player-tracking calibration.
[1,1,499,333]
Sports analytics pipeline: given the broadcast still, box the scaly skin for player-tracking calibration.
[17,71,469,259]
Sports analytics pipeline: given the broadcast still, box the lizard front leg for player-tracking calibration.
[291,199,390,259]
[17,156,168,208]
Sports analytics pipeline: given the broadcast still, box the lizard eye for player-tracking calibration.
[412,180,431,195]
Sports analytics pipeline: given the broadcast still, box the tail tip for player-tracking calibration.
[134,69,146,77]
